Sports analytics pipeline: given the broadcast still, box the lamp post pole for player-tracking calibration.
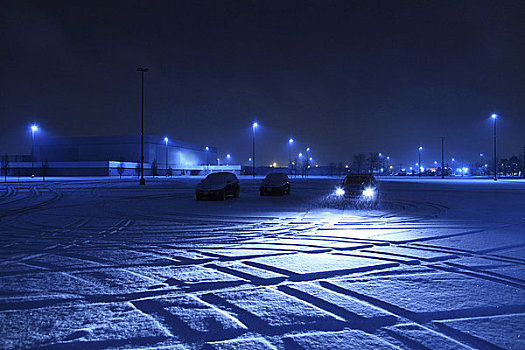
[418,146,423,178]
[492,114,497,181]
[30,124,38,176]
[205,146,209,174]
[164,137,168,175]
[306,147,310,177]
[252,122,258,178]
[441,137,445,179]
[137,67,148,185]
[288,138,294,175]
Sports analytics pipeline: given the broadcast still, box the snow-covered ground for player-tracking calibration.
[0,176,524,349]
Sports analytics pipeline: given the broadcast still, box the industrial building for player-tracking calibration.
[3,135,240,176]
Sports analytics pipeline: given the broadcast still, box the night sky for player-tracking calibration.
[1,0,524,167]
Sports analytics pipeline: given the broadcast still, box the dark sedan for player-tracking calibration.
[260,173,291,196]
[196,172,239,200]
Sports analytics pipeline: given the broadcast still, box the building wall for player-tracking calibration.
[34,135,218,168]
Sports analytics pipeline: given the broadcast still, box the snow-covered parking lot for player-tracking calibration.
[1,176,524,349]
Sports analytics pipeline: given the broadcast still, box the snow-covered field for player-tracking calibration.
[0,176,524,349]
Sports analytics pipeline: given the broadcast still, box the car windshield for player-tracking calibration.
[265,173,286,182]
[203,173,228,184]
[343,176,372,185]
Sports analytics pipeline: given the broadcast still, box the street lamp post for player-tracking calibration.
[30,124,38,175]
[479,153,484,176]
[306,147,310,177]
[298,152,303,177]
[164,137,168,175]
[137,67,148,185]
[205,146,209,173]
[440,137,445,179]
[226,154,231,165]
[288,138,294,175]
[491,114,497,181]
[418,146,423,177]
[252,122,258,178]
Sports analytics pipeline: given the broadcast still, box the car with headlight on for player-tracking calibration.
[196,172,239,200]
[260,172,290,196]
[335,174,378,202]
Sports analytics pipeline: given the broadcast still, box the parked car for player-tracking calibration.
[336,174,378,201]
[260,172,291,196]
[196,172,239,200]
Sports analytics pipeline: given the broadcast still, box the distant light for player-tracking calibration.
[31,125,38,133]
[378,153,382,157]
[249,157,252,161]
[419,146,423,151]
[409,167,413,170]
[380,168,384,172]
[480,153,483,157]
[273,162,277,167]
[226,154,231,159]
[164,137,168,144]
[315,164,319,167]
[309,157,313,161]
[252,122,258,128]
[335,188,345,196]
[485,164,488,167]
[298,153,303,158]
[386,156,390,160]
[491,113,497,119]
[362,187,376,198]
[420,166,425,172]
[345,165,349,168]
[389,165,393,169]
[452,158,455,162]
[205,146,209,151]
[434,161,437,165]
[306,147,310,152]
[289,138,294,144]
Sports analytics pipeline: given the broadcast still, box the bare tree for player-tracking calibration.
[367,153,379,174]
[117,162,125,179]
[352,154,366,174]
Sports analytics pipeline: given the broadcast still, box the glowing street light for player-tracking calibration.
[418,146,423,177]
[137,67,149,185]
[163,137,169,175]
[30,124,38,175]
[205,146,209,168]
[226,153,231,165]
[305,147,311,177]
[491,114,498,181]
[288,138,294,175]
[252,122,258,178]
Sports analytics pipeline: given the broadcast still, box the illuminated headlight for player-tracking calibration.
[362,187,376,198]
[335,188,345,196]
